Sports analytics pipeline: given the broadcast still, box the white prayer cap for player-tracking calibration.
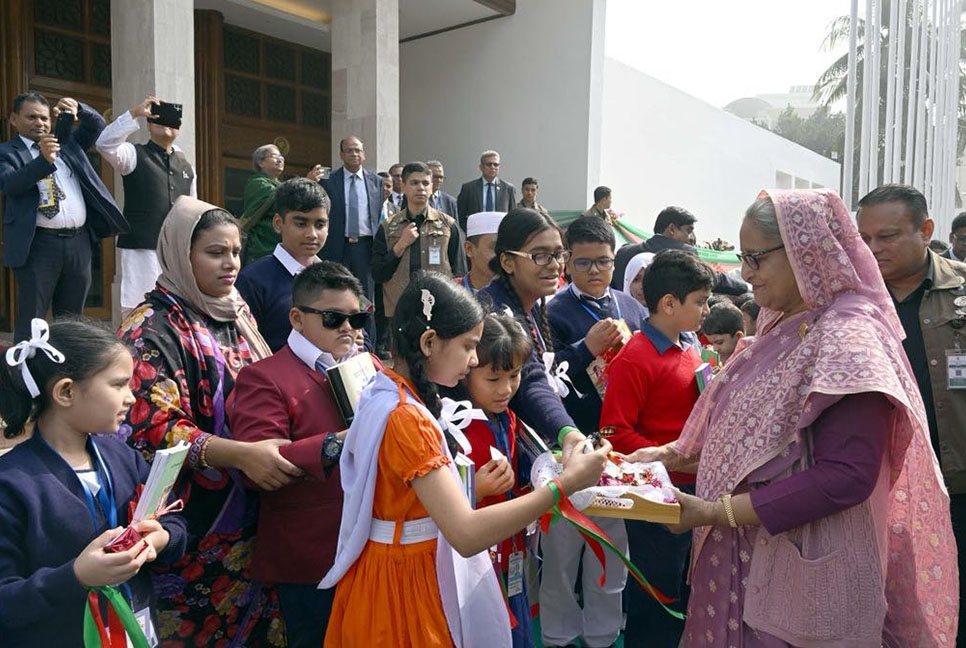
[466,211,506,238]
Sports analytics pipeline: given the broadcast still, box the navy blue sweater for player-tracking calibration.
[0,433,187,648]
[547,285,647,433]
[236,253,295,353]
[478,280,575,444]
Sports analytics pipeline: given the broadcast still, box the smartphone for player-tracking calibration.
[149,101,183,128]
[54,111,74,145]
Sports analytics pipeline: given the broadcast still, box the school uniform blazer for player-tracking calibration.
[227,346,366,584]
[0,434,187,648]
[0,102,127,268]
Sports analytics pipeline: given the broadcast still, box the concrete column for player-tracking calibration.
[109,0,195,324]
[330,0,399,171]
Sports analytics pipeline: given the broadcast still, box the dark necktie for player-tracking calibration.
[581,294,612,314]
[485,182,495,212]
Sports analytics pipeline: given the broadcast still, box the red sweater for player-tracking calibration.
[599,322,701,485]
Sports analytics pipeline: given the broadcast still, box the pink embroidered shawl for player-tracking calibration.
[675,189,958,645]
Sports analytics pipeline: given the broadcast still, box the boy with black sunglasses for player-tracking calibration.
[227,260,381,648]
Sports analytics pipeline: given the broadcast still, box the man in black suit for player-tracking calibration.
[320,135,382,335]
[611,205,748,295]
[0,92,127,341]
[427,160,459,221]
[456,149,516,232]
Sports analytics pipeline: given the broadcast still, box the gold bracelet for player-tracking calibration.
[722,493,738,528]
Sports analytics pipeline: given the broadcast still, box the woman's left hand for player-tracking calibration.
[665,488,719,534]
[133,518,169,562]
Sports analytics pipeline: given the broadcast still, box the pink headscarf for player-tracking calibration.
[676,189,958,645]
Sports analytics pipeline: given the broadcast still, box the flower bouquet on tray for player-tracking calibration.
[531,450,680,524]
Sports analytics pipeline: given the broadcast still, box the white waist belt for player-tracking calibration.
[369,517,438,545]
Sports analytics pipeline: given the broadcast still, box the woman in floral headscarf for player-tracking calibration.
[632,189,958,647]
[119,196,301,646]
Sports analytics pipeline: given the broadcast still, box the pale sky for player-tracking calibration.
[605,0,851,109]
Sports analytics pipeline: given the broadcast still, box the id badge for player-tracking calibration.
[129,607,159,647]
[507,551,524,597]
[428,243,442,266]
[38,177,56,209]
[947,349,966,390]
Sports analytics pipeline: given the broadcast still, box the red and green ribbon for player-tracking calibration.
[83,585,150,648]
[542,479,685,621]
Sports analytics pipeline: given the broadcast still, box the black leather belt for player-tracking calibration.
[346,236,372,244]
[36,227,82,237]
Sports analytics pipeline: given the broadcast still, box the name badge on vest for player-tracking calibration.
[429,243,442,266]
[947,349,966,390]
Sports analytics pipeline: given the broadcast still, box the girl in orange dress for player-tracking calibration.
[322,272,611,648]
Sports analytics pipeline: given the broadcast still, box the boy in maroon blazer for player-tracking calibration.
[227,260,377,648]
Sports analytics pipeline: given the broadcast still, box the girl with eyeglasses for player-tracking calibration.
[477,208,590,460]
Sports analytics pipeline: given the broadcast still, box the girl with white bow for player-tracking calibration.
[0,318,186,648]
[322,273,610,647]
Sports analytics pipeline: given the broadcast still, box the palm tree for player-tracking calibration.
[813,1,966,201]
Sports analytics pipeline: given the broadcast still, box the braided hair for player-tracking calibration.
[392,272,484,419]
[488,207,562,354]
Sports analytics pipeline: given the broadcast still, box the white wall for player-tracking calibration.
[600,58,841,244]
[399,0,606,211]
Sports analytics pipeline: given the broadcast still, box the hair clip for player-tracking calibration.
[4,318,65,398]
[421,289,436,324]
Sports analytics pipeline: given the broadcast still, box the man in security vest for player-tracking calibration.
[371,160,467,322]
[96,95,195,311]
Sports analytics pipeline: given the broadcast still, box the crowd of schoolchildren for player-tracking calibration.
[0,175,759,648]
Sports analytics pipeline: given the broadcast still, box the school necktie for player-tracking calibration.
[581,294,612,314]
[347,174,361,238]
[485,182,495,212]
[34,142,65,219]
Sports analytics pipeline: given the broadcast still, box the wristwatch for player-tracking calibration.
[322,433,344,463]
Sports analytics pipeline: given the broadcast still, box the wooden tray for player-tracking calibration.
[585,491,681,524]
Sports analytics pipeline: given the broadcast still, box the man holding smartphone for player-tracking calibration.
[0,92,126,341]
[96,95,195,311]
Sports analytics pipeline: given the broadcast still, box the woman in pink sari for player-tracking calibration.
[634,189,958,647]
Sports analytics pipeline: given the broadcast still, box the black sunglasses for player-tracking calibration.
[295,305,370,330]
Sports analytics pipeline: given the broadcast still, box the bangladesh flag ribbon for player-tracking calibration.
[83,585,150,648]
[541,478,686,621]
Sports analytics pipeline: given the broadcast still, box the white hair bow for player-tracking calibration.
[438,398,488,454]
[542,351,581,399]
[5,318,65,398]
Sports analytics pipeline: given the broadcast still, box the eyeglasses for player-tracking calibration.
[265,153,284,160]
[482,161,500,168]
[505,249,570,266]
[295,305,370,330]
[952,235,966,244]
[736,244,785,270]
[571,256,615,272]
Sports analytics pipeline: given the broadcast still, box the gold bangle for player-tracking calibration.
[722,493,738,528]
[199,434,213,470]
